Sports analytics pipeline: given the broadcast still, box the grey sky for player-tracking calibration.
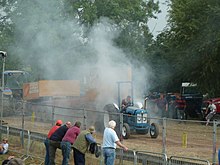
[148,0,169,36]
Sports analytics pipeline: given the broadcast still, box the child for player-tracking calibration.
[0,138,9,154]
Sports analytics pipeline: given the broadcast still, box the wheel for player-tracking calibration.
[150,123,159,138]
[122,123,130,139]
[211,114,220,124]
[103,104,120,136]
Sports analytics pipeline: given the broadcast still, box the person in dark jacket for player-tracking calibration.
[72,126,96,165]
[44,119,63,165]
[49,121,71,165]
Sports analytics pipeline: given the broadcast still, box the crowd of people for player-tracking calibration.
[43,119,128,165]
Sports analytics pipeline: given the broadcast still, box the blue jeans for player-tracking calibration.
[61,141,72,165]
[103,148,116,165]
[44,138,50,165]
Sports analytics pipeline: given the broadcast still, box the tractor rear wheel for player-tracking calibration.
[150,123,159,138]
[101,103,120,136]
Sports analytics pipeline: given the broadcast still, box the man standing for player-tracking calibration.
[102,120,128,165]
[49,121,72,165]
[44,119,63,165]
[205,100,217,126]
[156,93,168,118]
[61,121,81,165]
[73,126,96,165]
[175,95,186,120]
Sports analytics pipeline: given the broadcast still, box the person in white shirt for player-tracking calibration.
[102,120,128,165]
[0,138,9,154]
[205,101,217,126]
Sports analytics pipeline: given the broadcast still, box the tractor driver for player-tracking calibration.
[121,96,132,112]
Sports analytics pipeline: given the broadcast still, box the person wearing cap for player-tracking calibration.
[61,121,81,165]
[102,120,128,165]
[72,126,96,165]
[44,119,63,165]
[49,121,72,165]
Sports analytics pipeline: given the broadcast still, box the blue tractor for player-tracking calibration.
[102,81,159,139]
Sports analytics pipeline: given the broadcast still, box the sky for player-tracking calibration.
[148,0,169,36]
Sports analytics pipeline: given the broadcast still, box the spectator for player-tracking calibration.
[205,100,217,126]
[0,138,9,154]
[175,95,186,120]
[44,119,63,165]
[2,156,14,165]
[102,120,128,165]
[73,126,96,165]
[156,93,168,118]
[121,95,132,111]
[49,121,72,165]
[2,156,24,165]
[61,121,81,165]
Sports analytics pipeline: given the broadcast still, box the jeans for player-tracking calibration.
[103,148,116,165]
[61,141,72,165]
[44,138,50,165]
[73,148,85,165]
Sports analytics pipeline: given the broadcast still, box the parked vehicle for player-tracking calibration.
[1,70,30,99]
[180,82,203,119]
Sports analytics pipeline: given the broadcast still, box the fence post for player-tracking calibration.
[212,121,217,164]
[119,113,124,164]
[83,105,87,130]
[27,130,31,156]
[21,101,25,148]
[162,117,167,155]
[133,150,137,165]
[6,126,9,139]
[51,106,55,126]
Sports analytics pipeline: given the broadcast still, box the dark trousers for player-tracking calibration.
[49,140,61,165]
[44,138,50,165]
[73,148,85,165]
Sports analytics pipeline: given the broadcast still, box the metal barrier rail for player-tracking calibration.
[169,156,210,165]
[0,125,212,165]
[135,150,167,165]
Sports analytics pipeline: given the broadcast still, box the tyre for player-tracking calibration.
[103,104,121,136]
[212,114,220,124]
[150,123,159,138]
[122,123,130,139]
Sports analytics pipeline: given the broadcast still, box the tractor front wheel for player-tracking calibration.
[150,123,159,138]
[122,123,130,139]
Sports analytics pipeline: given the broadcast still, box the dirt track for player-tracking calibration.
[3,116,220,162]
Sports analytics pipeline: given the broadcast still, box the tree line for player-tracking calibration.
[0,0,220,97]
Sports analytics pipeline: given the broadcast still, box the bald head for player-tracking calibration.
[66,121,72,128]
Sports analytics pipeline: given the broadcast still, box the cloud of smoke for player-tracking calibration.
[8,0,153,106]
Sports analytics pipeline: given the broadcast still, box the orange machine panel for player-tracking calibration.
[23,80,80,100]
[38,80,80,97]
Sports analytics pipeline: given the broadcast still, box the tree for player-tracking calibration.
[160,0,220,96]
